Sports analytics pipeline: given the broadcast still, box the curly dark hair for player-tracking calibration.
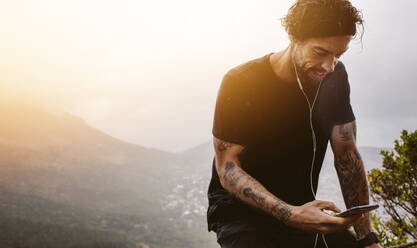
[281,0,364,41]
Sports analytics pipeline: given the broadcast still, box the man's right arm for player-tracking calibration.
[213,136,293,223]
[213,136,363,234]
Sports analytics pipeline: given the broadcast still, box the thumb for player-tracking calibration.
[315,200,342,213]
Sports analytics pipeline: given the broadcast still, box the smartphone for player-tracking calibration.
[335,204,379,217]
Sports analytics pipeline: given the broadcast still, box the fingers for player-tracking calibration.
[317,215,359,234]
[302,200,364,234]
[330,213,363,229]
[343,213,363,224]
[313,200,341,213]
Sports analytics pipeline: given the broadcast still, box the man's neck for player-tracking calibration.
[269,46,297,84]
[270,46,319,89]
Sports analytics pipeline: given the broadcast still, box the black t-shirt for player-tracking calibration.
[207,52,356,238]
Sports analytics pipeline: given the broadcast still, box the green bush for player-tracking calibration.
[368,130,417,246]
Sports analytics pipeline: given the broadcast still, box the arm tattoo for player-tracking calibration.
[334,122,371,237]
[221,160,292,223]
[214,139,233,152]
[242,188,266,207]
[353,148,362,161]
[334,150,368,207]
[223,161,243,187]
[271,201,292,223]
[355,214,371,239]
[338,122,357,141]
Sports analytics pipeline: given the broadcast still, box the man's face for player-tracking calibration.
[292,35,352,84]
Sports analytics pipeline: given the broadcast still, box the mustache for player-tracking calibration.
[310,68,327,74]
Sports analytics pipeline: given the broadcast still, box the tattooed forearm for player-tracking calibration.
[334,148,371,237]
[355,214,371,238]
[271,201,293,223]
[220,159,293,224]
[243,188,266,207]
[334,149,368,208]
[353,148,362,160]
[223,161,244,187]
[223,161,261,196]
[332,121,370,237]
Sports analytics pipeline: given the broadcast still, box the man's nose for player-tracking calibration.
[322,56,337,73]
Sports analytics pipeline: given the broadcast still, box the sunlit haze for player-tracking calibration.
[1,0,416,152]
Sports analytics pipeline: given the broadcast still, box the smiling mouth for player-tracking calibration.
[310,70,327,80]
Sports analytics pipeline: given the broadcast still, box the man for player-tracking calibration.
[207,0,382,247]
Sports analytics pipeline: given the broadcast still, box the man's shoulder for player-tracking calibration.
[334,60,347,74]
[323,61,349,89]
[330,60,348,78]
[224,53,271,82]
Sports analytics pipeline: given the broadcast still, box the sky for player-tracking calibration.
[1,0,416,152]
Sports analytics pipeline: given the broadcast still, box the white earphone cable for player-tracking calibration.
[292,51,328,248]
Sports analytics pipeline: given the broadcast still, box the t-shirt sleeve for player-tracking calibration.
[212,73,255,145]
[332,66,356,126]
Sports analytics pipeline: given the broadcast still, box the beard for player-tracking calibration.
[293,49,325,86]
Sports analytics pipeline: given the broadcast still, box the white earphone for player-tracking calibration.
[292,48,329,248]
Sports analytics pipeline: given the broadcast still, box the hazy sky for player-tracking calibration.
[1,0,416,152]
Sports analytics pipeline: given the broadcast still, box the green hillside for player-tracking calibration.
[0,102,217,248]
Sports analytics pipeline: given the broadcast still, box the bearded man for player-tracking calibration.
[207,0,381,247]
